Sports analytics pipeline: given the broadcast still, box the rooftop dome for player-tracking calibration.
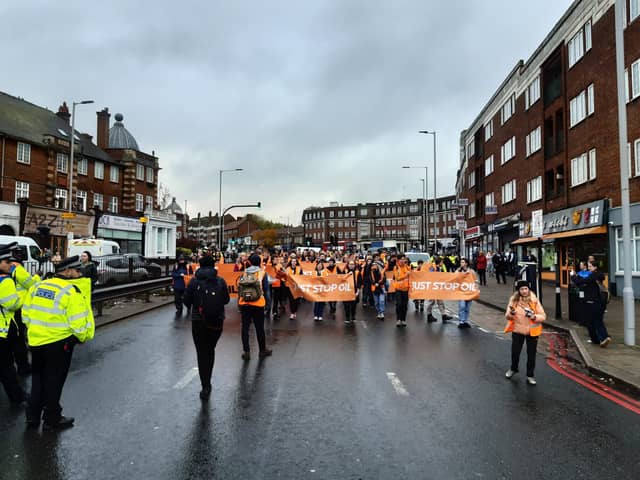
[167,197,182,214]
[108,113,139,150]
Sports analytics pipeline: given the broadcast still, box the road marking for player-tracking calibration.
[359,321,368,329]
[172,367,198,389]
[478,327,490,333]
[386,372,409,396]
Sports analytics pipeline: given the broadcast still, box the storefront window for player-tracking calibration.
[615,226,640,272]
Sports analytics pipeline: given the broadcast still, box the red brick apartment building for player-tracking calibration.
[457,0,640,296]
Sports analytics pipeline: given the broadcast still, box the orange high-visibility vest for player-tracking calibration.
[393,265,410,291]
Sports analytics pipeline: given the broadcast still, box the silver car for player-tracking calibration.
[95,255,150,286]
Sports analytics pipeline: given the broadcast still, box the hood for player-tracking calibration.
[245,266,261,274]
[196,266,218,281]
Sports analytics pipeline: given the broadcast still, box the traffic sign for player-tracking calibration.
[456,220,467,230]
[457,198,469,206]
[61,212,76,219]
[486,205,498,215]
[532,209,544,237]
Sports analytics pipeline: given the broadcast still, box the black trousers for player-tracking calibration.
[511,333,538,377]
[240,305,266,353]
[8,310,30,370]
[174,290,185,312]
[343,300,357,320]
[477,269,487,286]
[286,288,299,313]
[395,290,409,321]
[27,336,75,423]
[191,321,223,389]
[362,283,373,306]
[271,287,283,314]
[0,337,25,403]
[496,269,507,284]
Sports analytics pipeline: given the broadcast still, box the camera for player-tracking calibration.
[524,307,534,318]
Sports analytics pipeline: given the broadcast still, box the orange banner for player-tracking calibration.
[408,271,479,300]
[386,271,395,293]
[286,274,356,302]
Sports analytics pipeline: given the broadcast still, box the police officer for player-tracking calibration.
[22,255,94,429]
[0,245,28,405]
[6,242,40,374]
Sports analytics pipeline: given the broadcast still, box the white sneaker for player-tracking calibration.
[313,316,318,320]
[527,377,537,385]
[318,316,323,321]
[396,320,402,327]
[505,369,516,379]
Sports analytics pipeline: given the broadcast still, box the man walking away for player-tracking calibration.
[183,255,230,401]
[22,256,95,429]
[238,255,272,360]
[171,256,189,316]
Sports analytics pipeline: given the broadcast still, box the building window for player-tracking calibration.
[500,93,516,125]
[55,188,67,209]
[93,193,103,210]
[501,136,516,164]
[110,166,119,183]
[146,167,154,183]
[17,142,31,164]
[568,20,592,68]
[525,126,542,157]
[468,203,476,219]
[95,161,104,180]
[76,190,87,212]
[409,204,418,213]
[525,76,541,109]
[329,211,334,218]
[632,0,640,23]
[15,181,29,202]
[77,158,88,176]
[526,176,542,203]
[466,139,475,159]
[630,58,640,101]
[108,196,118,213]
[485,192,494,207]
[485,155,494,176]
[136,193,144,212]
[56,153,68,173]
[615,226,640,273]
[146,195,153,211]
[484,119,493,142]
[570,149,597,187]
[569,84,595,128]
[501,179,517,204]
[360,208,368,216]
[468,171,476,188]
[136,164,144,181]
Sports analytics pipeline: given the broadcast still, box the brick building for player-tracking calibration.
[457,0,640,295]
[302,196,457,253]
[0,91,168,255]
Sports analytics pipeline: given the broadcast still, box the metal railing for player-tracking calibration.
[92,277,172,303]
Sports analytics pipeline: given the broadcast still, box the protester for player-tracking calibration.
[313,261,327,321]
[237,254,272,361]
[493,251,507,284]
[413,260,426,312]
[183,255,230,400]
[392,254,411,327]
[342,260,361,325]
[504,280,546,385]
[171,256,189,315]
[571,261,611,347]
[285,257,302,319]
[426,257,453,323]
[476,251,487,286]
[370,261,386,320]
[324,257,339,315]
[270,256,284,319]
[455,258,476,328]
[362,257,374,308]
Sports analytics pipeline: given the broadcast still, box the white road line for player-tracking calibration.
[172,367,199,389]
[386,372,410,396]
[359,321,368,329]
[478,327,490,333]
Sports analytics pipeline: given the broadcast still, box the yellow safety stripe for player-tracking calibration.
[26,304,65,316]
[22,318,69,329]
[0,293,18,304]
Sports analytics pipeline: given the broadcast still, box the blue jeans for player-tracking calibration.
[373,292,386,315]
[313,302,325,317]
[458,300,472,324]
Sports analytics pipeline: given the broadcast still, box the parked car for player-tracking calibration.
[94,255,150,286]
[122,254,162,278]
[405,252,432,269]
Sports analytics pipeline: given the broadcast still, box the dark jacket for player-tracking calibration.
[572,270,605,304]
[370,268,386,294]
[80,261,98,286]
[183,267,230,325]
[171,264,189,291]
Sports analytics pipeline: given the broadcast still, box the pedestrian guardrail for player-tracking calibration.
[93,277,172,304]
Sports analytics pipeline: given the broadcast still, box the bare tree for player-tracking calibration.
[158,182,172,209]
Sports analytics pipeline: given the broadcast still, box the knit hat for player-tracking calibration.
[249,254,261,266]
[515,280,530,290]
[199,255,215,267]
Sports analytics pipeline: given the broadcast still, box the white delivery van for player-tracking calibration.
[67,238,120,258]
[0,235,54,276]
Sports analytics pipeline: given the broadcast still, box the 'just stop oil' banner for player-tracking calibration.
[408,271,479,301]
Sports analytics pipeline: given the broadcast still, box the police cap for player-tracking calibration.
[55,255,83,272]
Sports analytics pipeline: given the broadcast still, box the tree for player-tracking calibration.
[158,182,172,210]
[252,228,278,248]
[245,214,285,230]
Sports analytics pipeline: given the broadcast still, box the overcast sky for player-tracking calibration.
[1,0,572,225]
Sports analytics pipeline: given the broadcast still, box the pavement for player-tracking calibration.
[93,292,175,327]
[476,273,640,394]
[1,300,638,479]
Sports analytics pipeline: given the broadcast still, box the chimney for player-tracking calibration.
[96,108,110,149]
[208,211,212,218]
[56,102,70,123]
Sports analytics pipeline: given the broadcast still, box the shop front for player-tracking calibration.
[144,210,178,258]
[463,225,485,258]
[494,213,520,252]
[98,214,142,254]
[22,205,95,255]
[515,200,608,288]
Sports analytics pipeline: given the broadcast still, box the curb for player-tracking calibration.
[477,297,640,397]
[95,298,174,328]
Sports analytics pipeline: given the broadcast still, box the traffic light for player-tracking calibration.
[305,237,312,247]
[230,237,236,245]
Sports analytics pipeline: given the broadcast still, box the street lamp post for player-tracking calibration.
[218,168,243,249]
[68,100,94,212]
[402,165,429,251]
[419,131,437,252]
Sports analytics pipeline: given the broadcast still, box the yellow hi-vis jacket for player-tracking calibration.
[0,275,20,339]
[11,263,40,305]
[23,277,95,347]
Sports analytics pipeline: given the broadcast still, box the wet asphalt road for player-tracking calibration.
[1,299,639,480]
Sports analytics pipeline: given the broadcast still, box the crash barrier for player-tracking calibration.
[92,277,172,304]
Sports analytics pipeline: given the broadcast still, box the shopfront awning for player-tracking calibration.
[543,225,607,240]
[512,236,540,245]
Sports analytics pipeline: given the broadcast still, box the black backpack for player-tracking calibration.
[195,278,224,327]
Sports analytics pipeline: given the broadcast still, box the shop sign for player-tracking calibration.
[456,220,467,230]
[486,205,498,215]
[98,214,142,232]
[464,226,482,239]
[493,213,521,232]
[23,206,94,237]
[457,198,469,206]
[531,209,544,237]
[543,200,606,234]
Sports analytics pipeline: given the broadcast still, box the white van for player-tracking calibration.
[0,235,54,276]
[67,238,120,258]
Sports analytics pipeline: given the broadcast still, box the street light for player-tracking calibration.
[419,130,437,252]
[402,165,429,251]
[219,168,243,249]
[68,100,94,212]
